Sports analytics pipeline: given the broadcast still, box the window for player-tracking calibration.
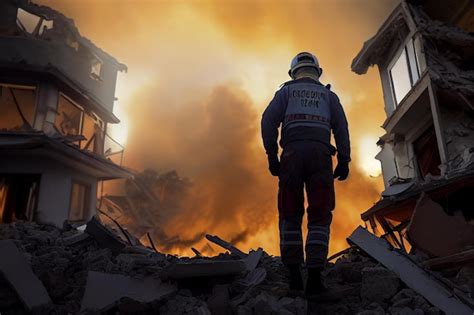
[55,94,83,136]
[0,84,36,130]
[413,126,441,179]
[16,9,53,36]
[90,59,103,80]
[81,112,104,154]
[69,181,90,222]
[389,38,421,105]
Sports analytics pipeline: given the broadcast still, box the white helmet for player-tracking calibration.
[288,52,322,79]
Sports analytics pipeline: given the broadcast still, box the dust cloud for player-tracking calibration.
[36,0,395,255]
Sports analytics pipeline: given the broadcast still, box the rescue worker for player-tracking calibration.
[261,52,350,295]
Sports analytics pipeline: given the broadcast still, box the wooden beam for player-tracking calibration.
[423,249,474,270]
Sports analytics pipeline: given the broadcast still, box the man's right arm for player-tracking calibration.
[261,87,288,157]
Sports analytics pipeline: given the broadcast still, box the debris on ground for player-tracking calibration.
[1,220,468,314]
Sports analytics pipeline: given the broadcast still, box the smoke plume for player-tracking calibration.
[35,0,395,255]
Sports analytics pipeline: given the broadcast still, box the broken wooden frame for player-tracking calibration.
[361,171,474,254]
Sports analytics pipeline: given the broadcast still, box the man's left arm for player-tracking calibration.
[329,92,351,180]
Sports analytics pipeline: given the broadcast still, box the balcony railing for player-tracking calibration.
[104,133,125,166]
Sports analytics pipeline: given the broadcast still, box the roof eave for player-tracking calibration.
[351,4,406,75]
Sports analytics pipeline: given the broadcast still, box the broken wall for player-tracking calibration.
[0,0,123,115]
[440,105,474,172]
[392,141,417,180]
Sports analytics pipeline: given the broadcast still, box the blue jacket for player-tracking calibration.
[261,77,351,163]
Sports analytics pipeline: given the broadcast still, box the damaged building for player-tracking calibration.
[0,0,473,314]
[0,0,131,227]
[351,0,474,254]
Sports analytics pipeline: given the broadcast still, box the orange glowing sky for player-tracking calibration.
[37,0,399,256]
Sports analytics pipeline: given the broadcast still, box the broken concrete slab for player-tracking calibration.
[80,271,177,311]
[85,216,125,252]
[0,240,51,310]
[407,194,474,257]
[238,267,267,288]
[205,234,246,258]
[244,248,263,271]
[348,226,473,315]
[163,260,246,280]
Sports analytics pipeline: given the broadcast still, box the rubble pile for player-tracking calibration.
[0,221,453,315]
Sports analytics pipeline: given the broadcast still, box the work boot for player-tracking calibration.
[287,264,304,291]
[305,267,326,297]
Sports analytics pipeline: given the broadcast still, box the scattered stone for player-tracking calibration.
[361,267,400,302]
[85,216,126,252]
[0,222,446,314]
[356,302,385,315]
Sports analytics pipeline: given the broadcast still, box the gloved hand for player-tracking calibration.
[333,162,349,181]
[267,154,280,177]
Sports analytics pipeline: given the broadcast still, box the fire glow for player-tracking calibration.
[37,0,396,256]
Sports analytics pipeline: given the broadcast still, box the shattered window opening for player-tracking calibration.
[389,38,421,105]
[38,19,54,36]
[81,112,105,155]
[69,181,90,222]
[55,94,83,137]
[0,84,36,131]
[16,9,41,34]
[90,59,103,80]
[413,126,442,179]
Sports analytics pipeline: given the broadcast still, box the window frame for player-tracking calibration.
[387,36,422,108]
[55,92,85,138]
[0,83,38,129]
[68,180,91,223]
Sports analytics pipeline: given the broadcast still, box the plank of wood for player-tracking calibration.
[348,226,473,315]
[423,249,474,270]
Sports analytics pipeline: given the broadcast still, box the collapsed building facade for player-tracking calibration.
[0,0,131,227]
[352,0,474,254]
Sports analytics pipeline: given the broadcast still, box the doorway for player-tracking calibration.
[0,174,40,223]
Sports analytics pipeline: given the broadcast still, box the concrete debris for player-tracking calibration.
[244,248,264,271]
[206,234,247,258]
[162,259,246,280]
[85,216,126,252]
[407,194,474,257]
[81,271,177,311]
[0,240,51,310]
[348,226,473,315]
[207,284,232,315]
[361,267,400,302]
[0,221,462,314]
[60,231,90,246]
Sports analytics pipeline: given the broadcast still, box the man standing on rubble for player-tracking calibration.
[261,52,351,295]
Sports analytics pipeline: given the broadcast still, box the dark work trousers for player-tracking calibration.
[278,140,335,268]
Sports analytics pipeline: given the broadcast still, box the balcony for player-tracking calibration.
[0,83,126,166]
